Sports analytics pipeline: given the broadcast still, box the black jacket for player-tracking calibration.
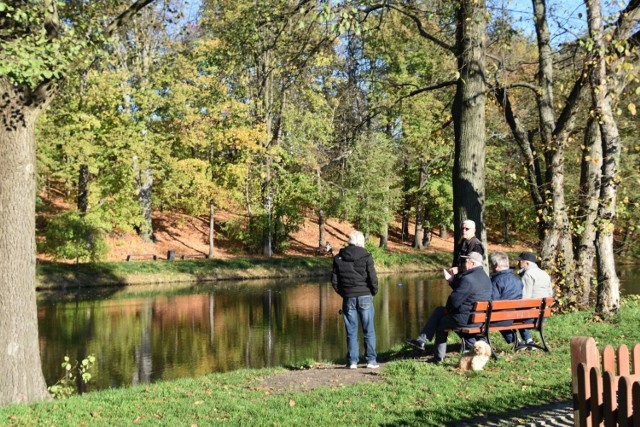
[453,236,484,269]
[331,245,378,298]
[446,265,492,326]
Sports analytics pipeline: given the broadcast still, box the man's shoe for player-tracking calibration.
[366,362,380,369]
[348,363,358,369]
[405,338,426,351]
[426,357,444,365]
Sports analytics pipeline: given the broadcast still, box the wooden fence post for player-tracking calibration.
[572,336,600,427]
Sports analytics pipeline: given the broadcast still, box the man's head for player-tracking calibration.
[462,219,476,240]
[461,251,483,270]
[517,252,537,269]
[489,251,510,273]
[348,230,365,248]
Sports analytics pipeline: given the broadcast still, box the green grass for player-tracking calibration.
[36,251,449,289]
[5,297,640,426]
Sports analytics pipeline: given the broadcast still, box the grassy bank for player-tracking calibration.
[4,297,640,426]
[36,250,452,289]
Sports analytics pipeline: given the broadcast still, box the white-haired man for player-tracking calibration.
[331,231,379,369]
[450,219,484,276]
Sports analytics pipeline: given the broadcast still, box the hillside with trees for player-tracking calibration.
[1,0,639,405]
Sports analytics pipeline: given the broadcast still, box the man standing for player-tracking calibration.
[489,251,523,343]
[450,219,484,276]
[331,231,379,369]
[517,252,553,345]
[406,251,492,363]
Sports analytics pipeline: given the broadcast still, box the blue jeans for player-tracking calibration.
[342,295,377,364]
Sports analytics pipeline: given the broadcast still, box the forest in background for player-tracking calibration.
[1,0,639,405]
[32,1,639,308]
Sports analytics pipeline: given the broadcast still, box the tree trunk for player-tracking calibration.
[532,0,576,283]
[208,201,214,259]
[318,209,326,247]
[77,164,89,215]
[413,162,426,249]
[452,0,487,259]
[586,0,621,315]
[574,118,602,307]
[133,156,154,243]
[501,208,510,243]
[379,223,388,249]
[0,85,50,404]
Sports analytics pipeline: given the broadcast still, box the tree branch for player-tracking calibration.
[103,0,159,39]
[363,3,455,52]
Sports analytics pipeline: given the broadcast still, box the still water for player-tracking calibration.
[38,267,640,392]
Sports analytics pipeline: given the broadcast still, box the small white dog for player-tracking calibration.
[459,340,492,371]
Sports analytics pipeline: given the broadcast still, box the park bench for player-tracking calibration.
[452,297,554,359]
[180,253,208,260]
[126,254,157,261]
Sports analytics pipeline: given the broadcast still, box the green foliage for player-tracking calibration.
[47,354,96,399]
[40,211,108,262]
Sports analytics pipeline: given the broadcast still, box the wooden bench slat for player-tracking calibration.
[490,298,550,310]
[450,297,554,358]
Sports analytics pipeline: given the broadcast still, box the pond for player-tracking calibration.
[38,266,640,392]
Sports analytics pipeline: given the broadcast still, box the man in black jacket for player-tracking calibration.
[406,251,492,363]
[331,231,379,369]
[450,219,484,276]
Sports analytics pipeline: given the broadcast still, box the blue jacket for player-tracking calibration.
[446,265,492,326]
[491,269,523,301]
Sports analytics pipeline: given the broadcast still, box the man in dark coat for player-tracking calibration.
[489,251,523,343]
[406,251,492,363]
[331,231,379,369]
[450,219,484,276]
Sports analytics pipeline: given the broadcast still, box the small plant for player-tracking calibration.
[48,354,96,399]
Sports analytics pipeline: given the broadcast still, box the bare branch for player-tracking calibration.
[103,0,159,39]
[364,3,455,52]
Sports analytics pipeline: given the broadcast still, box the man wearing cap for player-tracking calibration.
[406,251,492,363]
[517,252,553,345]
[450,219,484,276]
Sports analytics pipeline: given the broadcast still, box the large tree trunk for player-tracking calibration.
[586,0,622,315]
[452,0,487,258]
[0,84,51,405]
[532,0,576,282]
[574,118,602,307]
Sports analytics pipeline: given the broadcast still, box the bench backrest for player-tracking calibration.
[469,298,554,325]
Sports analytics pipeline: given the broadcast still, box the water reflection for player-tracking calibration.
[38,267,639,392]
[38,274,449,392]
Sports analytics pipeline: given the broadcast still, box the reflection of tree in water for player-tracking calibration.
[133,301,152,385]
[37,274,476,391]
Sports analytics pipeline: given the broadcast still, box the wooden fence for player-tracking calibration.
[571,336,640,426]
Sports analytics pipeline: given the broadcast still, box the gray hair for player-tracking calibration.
[490,251,510,269]
[348,230,365,248]
[462,219,476,230]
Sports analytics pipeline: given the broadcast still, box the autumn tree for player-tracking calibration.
[0,0,160,405]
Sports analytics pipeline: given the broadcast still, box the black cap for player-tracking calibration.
[517,252,537,263]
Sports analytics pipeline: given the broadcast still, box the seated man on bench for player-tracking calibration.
[405,251,492,363]
[489,251,523,344]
